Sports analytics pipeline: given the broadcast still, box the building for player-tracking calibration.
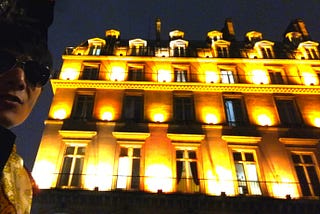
[31,18,320,213]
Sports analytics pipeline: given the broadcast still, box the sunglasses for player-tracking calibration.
[0,51,51,87]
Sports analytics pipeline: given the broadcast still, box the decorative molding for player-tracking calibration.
[167,133,205,142]
[222,135,262,144]
[279,138,319,146]
[51,80,320,94]
[59,130,97,139]
[112,132,150,140]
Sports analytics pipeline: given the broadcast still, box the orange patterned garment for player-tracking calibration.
[0,183,16,214]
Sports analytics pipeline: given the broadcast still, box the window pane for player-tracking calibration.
[77,147,86,155]
[58,157,72,186]
[246,164,262,195]
[235,163,248,194]
[303,155,313,164]
[70,158,84,187]
[66,147,75,155]
[133,148,140,157]
[306,166,320,196]
[176,150,183,159]
[291,154,301,164]
[245,153,254,162]
[188,151,196,159]
[295,165,311,196]
[233,152,242,161]
[120,147,128,157]
[131,159,140,189]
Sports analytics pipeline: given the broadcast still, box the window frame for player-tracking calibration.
[275,97,303,126]
[71,92,95,120]
[223,95,248,126]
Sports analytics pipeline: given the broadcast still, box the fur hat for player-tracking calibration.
[0,0,55,68]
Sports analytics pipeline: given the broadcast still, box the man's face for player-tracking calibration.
[0,60,42,128]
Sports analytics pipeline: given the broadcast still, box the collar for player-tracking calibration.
[0,126,15,173]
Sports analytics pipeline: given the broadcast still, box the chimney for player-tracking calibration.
[222,18,236,41]
[156,18,161,46]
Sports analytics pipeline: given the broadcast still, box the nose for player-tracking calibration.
[1,67,27,91]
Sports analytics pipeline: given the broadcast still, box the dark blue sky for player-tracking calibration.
[13,0,320,169]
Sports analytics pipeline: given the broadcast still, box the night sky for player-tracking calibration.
[12,0,320,169]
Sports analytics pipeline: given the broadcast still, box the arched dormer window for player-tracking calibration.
[298,41,319,59]
[105,29,120,39]
[169,39,189,57]
[128,38,147,56]
[254,40,275,59]
[285,32,303,46]
[169,30,185,40]
[88,38,106,55]
[207,30,223,42]
[246,31,263,43]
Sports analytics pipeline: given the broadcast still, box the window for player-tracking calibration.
[261,47,273,58]
[216,46,229,57]
[304,47,319,59]
[275,99,302,126]
[174,46,186,57]
[232,151,262,195]
[221,70,235,83]
[176,150,199,193]
[80,65,99,80]
[71,94,94,120]
[268,70,284,84]
[57,145,86,188]
[89,44,102,55]
[291,153,320,197]
[122,95,144,122]
[173,96,195,122]
[174,69,188,82]
[128,66,144,81]
[116,147,141,190]
[224,98,248,126]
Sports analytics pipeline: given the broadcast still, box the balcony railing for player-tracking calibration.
[46,173,320,199]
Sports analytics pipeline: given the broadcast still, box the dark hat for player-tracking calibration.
[0,0,55,68]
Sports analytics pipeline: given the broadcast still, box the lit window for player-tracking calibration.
[174,69,188,82]
[216,46,229,57]
[275,99,302,126]
[122,95,144,122]
[232,151,262,195]
[71,94,95,120]
[304,47,319,59]
[291,153,320,197]
[176,150,199,193]
[116,147,141,190]
[224,98,248,126]
[261,47,273,58]
[57,145,86,188]
[268,70,284,84]
[128,66,144,81]
[221,70,235,83]
[89,44,102,56]
[173,96,195,122]
[80,65,99,80]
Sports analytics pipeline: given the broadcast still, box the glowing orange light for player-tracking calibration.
[32,161,55,189]
[84,163,113,191]
[252,69,269,84]
[60,68,78,80]
[53,108,67,120]
[205,71,219,83]
[257,114,272,126]
[158,69,171,82]
[145,164,173,193]
[153,113,165,122]
[205,113,218,124]
[314,117,320,127]
[302,72,317,85]
[272,178,298,198]
[101,111,113,121]
[111,66,125,81]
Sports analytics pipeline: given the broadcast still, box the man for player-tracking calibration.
[0,0,54,213]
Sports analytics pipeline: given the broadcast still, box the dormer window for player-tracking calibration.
[246,31,263,43]
[254,40,275,59]
[129,38,147,56]
[169,39,189,57]
[298,41,319,59]
[105,29,120,39]
[285,32,303,46]
[207,31,230,58]
[88,38,106,56]
[169,30,185,40]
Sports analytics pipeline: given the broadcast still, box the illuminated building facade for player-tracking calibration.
[31,18,320,213]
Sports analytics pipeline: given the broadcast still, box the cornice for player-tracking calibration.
[51,80,320,95]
